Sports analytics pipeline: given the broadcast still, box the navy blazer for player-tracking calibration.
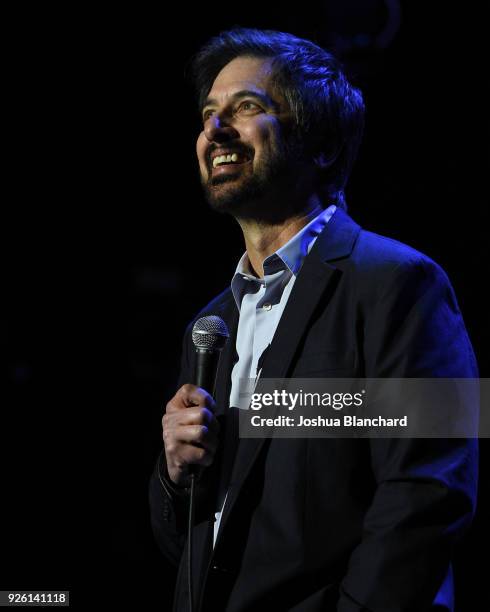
[149,208,478,611]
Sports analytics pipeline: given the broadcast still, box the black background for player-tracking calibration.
[4,1,489,610]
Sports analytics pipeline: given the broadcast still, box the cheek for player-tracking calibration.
[196,132,208,169]
[250,119,283,159]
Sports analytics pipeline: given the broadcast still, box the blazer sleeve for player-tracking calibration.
[338,257,479,611]
[148,324,193,567]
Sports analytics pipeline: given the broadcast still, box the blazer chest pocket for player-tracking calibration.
[292,348,355,376]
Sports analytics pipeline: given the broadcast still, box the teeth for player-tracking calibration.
[212,153,243,168]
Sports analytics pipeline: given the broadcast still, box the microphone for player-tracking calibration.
[191,315,229,395]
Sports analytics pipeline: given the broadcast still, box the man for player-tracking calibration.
[149,28,478,611]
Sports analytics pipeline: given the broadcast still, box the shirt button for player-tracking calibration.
[263,302,272,311]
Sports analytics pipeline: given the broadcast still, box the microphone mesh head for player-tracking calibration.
[192,315,229,350]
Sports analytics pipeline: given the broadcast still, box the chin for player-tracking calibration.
[200,162,293,220]
[206,190,248,215]
[202,175,258,215]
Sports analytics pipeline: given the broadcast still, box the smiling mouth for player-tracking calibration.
[212,153,246,168]
[210,151,251,171]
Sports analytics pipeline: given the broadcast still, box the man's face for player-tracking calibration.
[196,56,301,219]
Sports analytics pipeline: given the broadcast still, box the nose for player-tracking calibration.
[204,114,239,143]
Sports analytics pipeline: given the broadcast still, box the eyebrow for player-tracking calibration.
[201,89,280,113]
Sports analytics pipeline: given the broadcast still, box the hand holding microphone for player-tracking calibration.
[162,316,229,487]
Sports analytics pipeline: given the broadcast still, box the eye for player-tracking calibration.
[237,101,261,113]
[202,108,215,122]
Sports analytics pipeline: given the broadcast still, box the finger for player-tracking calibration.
[179,442,216,467]
[163,426,217,460]
[163,415,219,449]
[178,384,216,409]
[174,424,219,451]
[171,406,219,429]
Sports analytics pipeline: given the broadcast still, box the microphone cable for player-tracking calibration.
[187,472,197,612]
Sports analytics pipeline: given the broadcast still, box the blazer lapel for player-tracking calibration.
[211,294,239,418]
[214,208,361,545]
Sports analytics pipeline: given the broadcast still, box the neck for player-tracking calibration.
[237,195,324,278]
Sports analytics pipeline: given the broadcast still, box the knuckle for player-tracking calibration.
[162,415,175,435]
[174,458,185,471]
[196,425,207,441]
[180,383,194,396]
[196,447,207,462]
[164,439,176,454]
[165,400,177,414]
[198,408,208,423]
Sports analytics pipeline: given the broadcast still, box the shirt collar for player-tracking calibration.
[234,204,336,279]
[231,205,336,306]
[273,204,336,275]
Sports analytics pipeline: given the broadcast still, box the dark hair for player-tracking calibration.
[191,27,365,209]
